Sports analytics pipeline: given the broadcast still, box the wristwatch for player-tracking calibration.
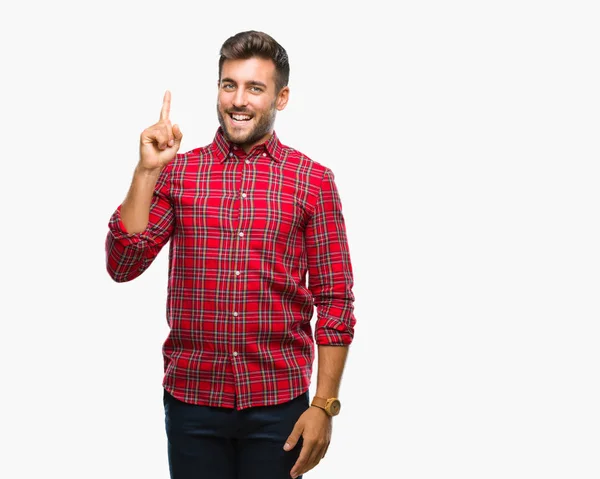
[310,396,341,417]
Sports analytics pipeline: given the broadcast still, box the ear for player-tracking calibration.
[276,86,290,111]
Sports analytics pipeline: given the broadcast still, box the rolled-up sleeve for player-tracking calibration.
[306,168,357,345]
[105,163,175,282]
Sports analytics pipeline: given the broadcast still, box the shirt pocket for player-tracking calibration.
[173,189,235,235]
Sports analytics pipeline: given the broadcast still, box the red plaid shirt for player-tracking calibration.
[105,128,356,410]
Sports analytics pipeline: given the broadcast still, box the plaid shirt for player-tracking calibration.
[105,128,356,410]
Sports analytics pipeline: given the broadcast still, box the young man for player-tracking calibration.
[105,31,357,479]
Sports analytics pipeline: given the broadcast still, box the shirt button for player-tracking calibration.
[245,159,250,164]
[233,351,238,357]
[229,153,234,157]
[235,271,241,276]
[239,232,244,237]
[241,192,247,198]
[233,312,238,317]
[262,153,267,157]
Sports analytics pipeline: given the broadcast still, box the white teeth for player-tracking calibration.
[232,114,251,121]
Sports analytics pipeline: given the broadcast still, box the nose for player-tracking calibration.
[232,88,248,108]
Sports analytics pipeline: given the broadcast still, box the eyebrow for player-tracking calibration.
[221,78,268,89]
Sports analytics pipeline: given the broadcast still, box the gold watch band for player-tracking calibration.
[311,396,329,409]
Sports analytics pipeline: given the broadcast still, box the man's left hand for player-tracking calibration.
[284,405,332,478]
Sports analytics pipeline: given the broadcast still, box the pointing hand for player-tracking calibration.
[139,90,183,172]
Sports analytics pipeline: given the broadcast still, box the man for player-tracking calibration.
[105,30,356,479]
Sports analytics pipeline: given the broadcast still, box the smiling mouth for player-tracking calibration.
[230,113,253,123]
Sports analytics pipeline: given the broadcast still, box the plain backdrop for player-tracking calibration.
[2,0,599,478]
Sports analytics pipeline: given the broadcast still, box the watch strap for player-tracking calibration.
[311,396,329,409]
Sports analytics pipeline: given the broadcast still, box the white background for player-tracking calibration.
[2,0,599,478]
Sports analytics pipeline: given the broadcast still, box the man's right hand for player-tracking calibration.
[139,90,183,172]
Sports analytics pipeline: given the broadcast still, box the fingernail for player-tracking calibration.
[283,443,290,451]
[168,140,174,147]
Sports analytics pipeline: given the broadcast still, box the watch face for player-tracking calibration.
[328,399,341,416]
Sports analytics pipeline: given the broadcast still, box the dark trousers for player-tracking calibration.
[164,389,309,479]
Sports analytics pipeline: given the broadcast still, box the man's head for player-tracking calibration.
[216,31,290,152]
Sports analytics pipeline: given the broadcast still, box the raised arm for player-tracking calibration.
[105,91,184,282]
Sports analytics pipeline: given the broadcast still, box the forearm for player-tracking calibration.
[315,345,349,398]
[120,164,162,234]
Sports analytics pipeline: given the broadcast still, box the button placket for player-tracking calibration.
[232,150,254,372]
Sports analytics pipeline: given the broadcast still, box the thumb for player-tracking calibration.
[173,124,183,142]
[283,422,304,451]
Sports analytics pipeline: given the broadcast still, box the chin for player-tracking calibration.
[226,128,252,144]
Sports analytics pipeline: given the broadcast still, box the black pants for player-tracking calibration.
[164,390,309,479]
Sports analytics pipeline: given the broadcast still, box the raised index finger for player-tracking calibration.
[160,90,171,121]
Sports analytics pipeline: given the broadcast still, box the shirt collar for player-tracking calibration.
[211,127,283,163]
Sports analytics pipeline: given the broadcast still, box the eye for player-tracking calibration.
[222,83,235,90]
[249,86,263,93]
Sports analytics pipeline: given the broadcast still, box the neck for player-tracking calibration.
[232,130,274,154]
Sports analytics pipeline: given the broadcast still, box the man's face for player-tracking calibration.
[217,57,289,152]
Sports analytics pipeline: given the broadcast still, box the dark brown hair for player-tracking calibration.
[219,31,290,93]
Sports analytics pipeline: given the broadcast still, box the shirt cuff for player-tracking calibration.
[315,314,355,346]
[108,205,146,246]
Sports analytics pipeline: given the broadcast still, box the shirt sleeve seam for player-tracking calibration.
[308,166,332,219]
